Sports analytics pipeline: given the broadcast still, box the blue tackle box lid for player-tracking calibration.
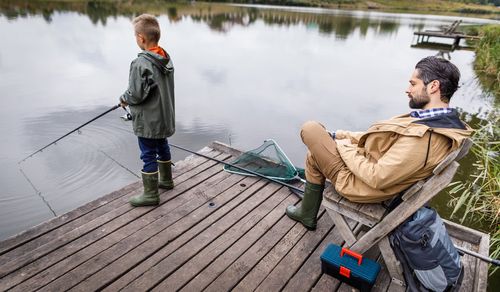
[320,243,381,282]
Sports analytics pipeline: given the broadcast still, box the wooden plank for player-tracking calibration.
[444,219,482,245]
[323,184,343,203]
[401,180,424,201]
[474,232,489,292]
[0,151,230,290]
[350,162,459,254]
[327,209,357,246]
[323,194,380,228]
[0,182,140,257]
[0,147,218,263]
[433,147,461,175]
[172,191,299,291]
[231,218,308,291]
[358,201,386,226]
[311,273,341,292]
[101,178,273,291]
[433,139,471,175]
[372,256,392,292]
[210,141,245,157]
[282,219,358,292]
[152,187,294,291]
[202,215,298,291]
[458,241,476,292]
[378,237,403,280]
[119,183,284,291]
[17,162,241,291]
[0,146,215,257]
[253,211,334,292]
[76,176,265,291]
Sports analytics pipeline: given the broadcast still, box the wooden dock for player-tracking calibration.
[0,142,491,291]
[414,20,481,49]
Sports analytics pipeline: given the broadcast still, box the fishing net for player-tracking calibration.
[223,139,305,182]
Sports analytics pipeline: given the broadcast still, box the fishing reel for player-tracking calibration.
[121,107,132,121]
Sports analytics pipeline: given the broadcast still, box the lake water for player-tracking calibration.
[0,1,497,248]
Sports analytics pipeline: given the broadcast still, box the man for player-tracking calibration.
[286,56,473,230]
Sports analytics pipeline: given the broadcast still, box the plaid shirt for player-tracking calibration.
[410,108,453,119]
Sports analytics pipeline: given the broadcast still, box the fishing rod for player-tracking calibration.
[107,117,305,196]
[18,104,123,164]
[456,246,500,267]
[169,142,500,265]
[168,143,305,198]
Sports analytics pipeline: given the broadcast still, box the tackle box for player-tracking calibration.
[320,244,381,291]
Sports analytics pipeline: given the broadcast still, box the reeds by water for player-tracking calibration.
[448,110,499,274]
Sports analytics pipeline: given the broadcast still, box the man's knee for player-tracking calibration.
[301,121,327,144]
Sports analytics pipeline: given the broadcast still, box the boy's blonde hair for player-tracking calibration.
[133,14,161,43]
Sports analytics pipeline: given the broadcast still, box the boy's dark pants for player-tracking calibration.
[138,137,171,172]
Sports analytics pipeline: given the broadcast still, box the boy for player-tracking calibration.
[120,14,175,207]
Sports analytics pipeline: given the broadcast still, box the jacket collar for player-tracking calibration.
[411,108,466,130]
[138,51,173,75]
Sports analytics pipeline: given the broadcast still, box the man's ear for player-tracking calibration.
[428,80,440,94]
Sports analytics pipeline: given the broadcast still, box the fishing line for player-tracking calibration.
[19,104,122,164]
[18,167,57,217]
[96,149,140,179]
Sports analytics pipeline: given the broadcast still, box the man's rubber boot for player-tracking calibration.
[130,171,160,207]
[286,182,324,230]
[158,160,174,190]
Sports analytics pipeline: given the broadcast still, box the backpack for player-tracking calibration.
[390,207,463,292]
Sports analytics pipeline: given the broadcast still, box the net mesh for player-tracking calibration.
[223,139,305,182]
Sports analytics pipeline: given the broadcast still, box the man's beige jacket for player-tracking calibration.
[334,110,473,203]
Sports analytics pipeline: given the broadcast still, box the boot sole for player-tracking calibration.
[129,200,159,207]
[286,211,317,231]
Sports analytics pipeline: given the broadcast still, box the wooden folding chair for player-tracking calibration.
[322,138,473,291]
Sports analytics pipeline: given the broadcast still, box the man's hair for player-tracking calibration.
[133,14,161,43]
[415,56,460,103]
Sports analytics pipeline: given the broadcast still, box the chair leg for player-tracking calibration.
[327,209,357,247]
[378,236,406,291]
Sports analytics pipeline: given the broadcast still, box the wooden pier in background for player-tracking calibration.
[414,20,481,48]
[0,142,491,291]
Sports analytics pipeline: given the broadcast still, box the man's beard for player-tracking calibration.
[409,88,430,109]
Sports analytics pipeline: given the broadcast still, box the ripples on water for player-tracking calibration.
[14,110,230,223]
[0,2,497,241]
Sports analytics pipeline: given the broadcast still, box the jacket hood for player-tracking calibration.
[363,109,473,151]
[411,108,466,130]
[411,109,474,149]
[138,50,174,74]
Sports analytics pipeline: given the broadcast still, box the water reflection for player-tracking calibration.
[1,0,405,38]
[0,0,497,242]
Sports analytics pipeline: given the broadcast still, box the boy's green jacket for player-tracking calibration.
[121,50,175,139]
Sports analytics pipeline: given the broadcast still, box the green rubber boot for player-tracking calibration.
[286,182,324,230]
[129,171,160,207]
[158,160,174,190]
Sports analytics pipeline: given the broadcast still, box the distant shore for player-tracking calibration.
[202,0,500,19]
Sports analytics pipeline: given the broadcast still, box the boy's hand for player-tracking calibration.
[120,98,128,108]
